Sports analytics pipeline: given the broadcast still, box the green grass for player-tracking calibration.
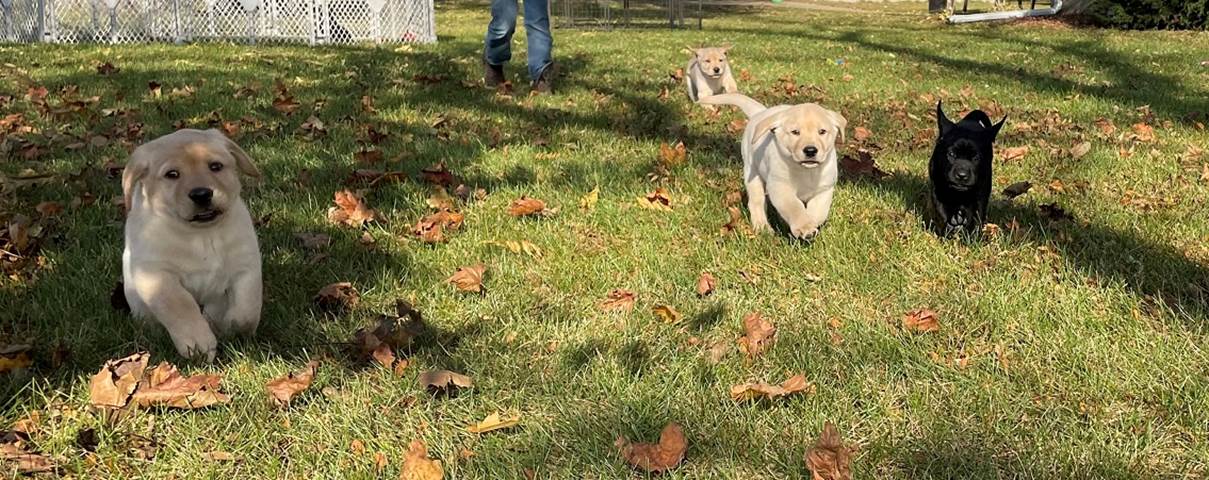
[3,2,1209,478]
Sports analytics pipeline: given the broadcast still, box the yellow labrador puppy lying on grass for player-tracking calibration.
[685,46,739,102]
[122,129,262,361]
[700,93,846,239]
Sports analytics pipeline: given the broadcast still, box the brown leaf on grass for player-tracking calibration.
[131,362,229,409]
[204,451,238,462]
[466,412,520,434]
[1001,146,1030,161]
[265,361,319,407]
[658,141,687,168]
[599,289,637,311]
[652,305,683,323]
[448,263,487,293]
[720,206,747,235]
[1093,118,1116,136]
[34,201,63,217]
[739,69,752,82]
[902,308,939,333]
[696,272,716,298]
[420,162,456,187]
[354,148,384,164]
[805,422,853,480]
[637,188,673,211]
[579,187,599,211]
[838,150,888,179]
[484,239,543,258]
[314,282,360,311]
[615,423,687,473]
[0,345,33,374]
[1039,202,1073,221]
[272,94,301,115]
[670,68,684,82]
[727,118,747,134]
[371,344,397,369]
[738,312,776,357]
[508,196,551,217]
[419,370,473,393]
[327,190,379,228]
[412,210,464,244]
[351,300,427,363]
[730,374,815,401]
[1001,181,1032,199]
[853,126,872,142]
[96,62,119,75]
[88,352,150,408]
[295,232,331,251]
[1131,123,1156,142]
[1070,141,1092,159]
[400,440,444,480]
[1,443,55,475]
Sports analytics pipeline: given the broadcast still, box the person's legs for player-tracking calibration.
[484,0,519,67]
[522,0,553,83]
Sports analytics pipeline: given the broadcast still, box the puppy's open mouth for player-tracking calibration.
[797,159,821,167]
[190,209,223,223]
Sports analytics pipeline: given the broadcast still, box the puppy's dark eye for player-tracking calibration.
[165,170,180,179]
[819,129,828,135]
[790,129,801,136]
[209,162,224,172]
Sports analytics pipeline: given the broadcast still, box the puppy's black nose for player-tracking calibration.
[713,67,720,73]
[804,146,819,157]
[188,187,214,206]
[955,171,971,181]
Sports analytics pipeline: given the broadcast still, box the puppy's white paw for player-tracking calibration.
[168,326,218,362]
[792,224,820,240]
[224,311,260,336]
[751,217,773,234]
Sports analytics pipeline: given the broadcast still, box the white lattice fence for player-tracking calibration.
[0,0,434,44]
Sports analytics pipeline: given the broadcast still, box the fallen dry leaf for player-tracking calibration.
[902,308,939,333]
[599,289,637,311]
[89,352,150,408]
[853,126,872,142]
[314,282,360,311]
[730,374,814,401]
[658,141,687,168]
[484,239,543,258]
[696,272,716,298]
[738,312,776,357]
[616,423,687,473]
[508,196,551,217]
[720,206,747,235]
[1094,118,1116,136]
[420,162,456,187]
[838,150,888,180]
[327,190,379,228]
[727,118,747,135]
[295,232,331,251]
[652,305,683,323]
[1001,146,1030,161]
[466,412,520,434]
[1131,123,1156,142]
[580,187,599,211]
[204,451,238,462]
[805,422,853,480]
[400,440,443,480]
[131,362,229,409]
[1070,141,1092,159]
[0,345,33,374]
[1,443,55,475]
[448,263,487,294]
[419,370,473,393]
[1039,202,1073,221]
[1001,181,1032,199]
[265,361,319,407]
[412,210,464,244]
[637,188,673,211]
[350,300,427,363]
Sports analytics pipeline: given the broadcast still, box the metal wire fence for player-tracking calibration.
[553,0,702,29]
[0,0,435,44]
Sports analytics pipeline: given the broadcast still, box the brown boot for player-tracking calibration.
[483,60,506,88]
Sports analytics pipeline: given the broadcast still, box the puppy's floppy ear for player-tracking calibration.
[752,112,781,143]
[936,101,955,137]
[988,115,1007,141]
[207,129,260,177]
[683,45,697,56]
[828,109,848,143]
[122,147,151,213]
[720,44,732,53]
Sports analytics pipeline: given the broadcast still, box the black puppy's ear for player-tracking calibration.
[937,101,955,137]
[987,115,1007,141]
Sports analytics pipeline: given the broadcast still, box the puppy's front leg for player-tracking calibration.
[722,72,739,94]
[800,188,835,236]
[223,269,262,336]
[131,271,217,361]
[768,186,815,239]
[746,176,772,234]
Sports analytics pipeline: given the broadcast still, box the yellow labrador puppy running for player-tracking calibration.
[700,93,847,239]
[121,129,262,361]
[685,46,739,102]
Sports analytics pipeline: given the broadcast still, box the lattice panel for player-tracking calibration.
[0,0,434,44]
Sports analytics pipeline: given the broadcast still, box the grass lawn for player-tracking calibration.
[3,1,1209,478]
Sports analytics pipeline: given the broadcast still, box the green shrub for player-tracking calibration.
[1086,0,1208,29]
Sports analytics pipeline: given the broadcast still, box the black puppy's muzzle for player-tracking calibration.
[188,187,214,207]
[946,165,977,190]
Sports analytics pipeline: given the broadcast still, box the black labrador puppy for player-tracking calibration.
[928,101,1006,236]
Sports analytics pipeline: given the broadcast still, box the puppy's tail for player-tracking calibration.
[698,93,765,117]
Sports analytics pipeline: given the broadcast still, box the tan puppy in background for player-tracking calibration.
[685,46,739,102]
[700,93,846,239]
[122,129,262,361]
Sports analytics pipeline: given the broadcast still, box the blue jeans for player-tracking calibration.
[484,0,553,82]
